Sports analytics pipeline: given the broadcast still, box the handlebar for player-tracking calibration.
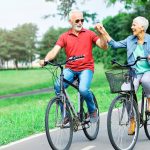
[111,56,148,68]
[44,55,84,67]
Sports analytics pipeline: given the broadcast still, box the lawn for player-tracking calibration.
[0,68,52,95]
[0,63,116,146]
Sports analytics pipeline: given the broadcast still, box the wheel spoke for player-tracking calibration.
[82,93,100,140]
[45,97,73,150]
[107,95,139,150]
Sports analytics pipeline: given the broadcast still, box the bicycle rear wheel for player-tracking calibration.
[144,110,150,140]
[45,97,73,150]
[107,94,139,150]
[82,93,100,140]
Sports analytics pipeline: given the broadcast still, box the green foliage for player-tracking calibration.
[134,1,150,33]
[9,23,38,68]
[0,29,10,67]
[0,23,38,69]
[83,11,97,23]
[103,13,133,40]
[106,0,150,9]
[46,0,76,18]
[44,0,97,23]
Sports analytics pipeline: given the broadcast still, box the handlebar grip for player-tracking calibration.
[137,56,147,60]
[111,59,116,65]
[44,60,48,66]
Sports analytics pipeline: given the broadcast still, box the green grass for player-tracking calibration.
[0,93,54,145]
[0,68,53,95]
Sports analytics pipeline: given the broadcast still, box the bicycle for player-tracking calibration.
[105,56,150,150]
[44,55,100,150]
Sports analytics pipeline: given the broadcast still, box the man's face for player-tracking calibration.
[69,13,84,32]
[131,21,144,36]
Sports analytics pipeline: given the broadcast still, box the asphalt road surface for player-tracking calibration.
[0,112,150,150]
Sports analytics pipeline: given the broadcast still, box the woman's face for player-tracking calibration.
[131,21,144,36]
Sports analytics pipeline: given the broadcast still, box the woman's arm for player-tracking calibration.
[95,23,127,49]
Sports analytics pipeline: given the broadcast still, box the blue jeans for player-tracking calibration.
[54,68,96,113]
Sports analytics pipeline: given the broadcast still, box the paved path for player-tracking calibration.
[0,88,53,100]
[0,113,149,150]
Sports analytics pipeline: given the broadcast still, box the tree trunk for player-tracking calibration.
[14,60,18,69]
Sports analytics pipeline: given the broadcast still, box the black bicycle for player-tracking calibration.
[105,56,150,150]
[44,56,100,150]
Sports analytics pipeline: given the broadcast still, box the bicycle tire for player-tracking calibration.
[107,94,139,150]
[144,112,150,140]
[82,93,100,140]
[45,97,73,150]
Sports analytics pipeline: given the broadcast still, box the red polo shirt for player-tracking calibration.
[56,28,99,72]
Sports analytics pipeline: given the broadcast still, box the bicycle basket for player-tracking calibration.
[105,69,131,93]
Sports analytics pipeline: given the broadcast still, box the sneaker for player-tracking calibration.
[128,117,136,135]
[89,109,99,123]
[147,98,150,112]
[63,117,69,125]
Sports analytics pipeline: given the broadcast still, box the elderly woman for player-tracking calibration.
[95,16,150,135]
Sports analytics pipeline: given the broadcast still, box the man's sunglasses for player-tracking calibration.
[75,19,84,23]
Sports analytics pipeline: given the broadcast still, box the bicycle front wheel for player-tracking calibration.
[45,97,73,150]
[82,93,100,140]
[144,111,150,140]
[107,94,139,150]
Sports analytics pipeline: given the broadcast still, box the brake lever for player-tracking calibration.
[111,59,116,65]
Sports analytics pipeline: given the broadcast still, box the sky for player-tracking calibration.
[0,0,125,37]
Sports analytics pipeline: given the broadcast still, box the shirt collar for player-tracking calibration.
[68,28,86,35]
[132,33,148,43]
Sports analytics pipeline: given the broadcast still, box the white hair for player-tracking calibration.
[68,10,83,20]
[133,16,149,32]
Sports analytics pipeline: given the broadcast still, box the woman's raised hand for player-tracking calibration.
[94,23,106,35]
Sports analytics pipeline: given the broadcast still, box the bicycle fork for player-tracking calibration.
[119,94,134,126]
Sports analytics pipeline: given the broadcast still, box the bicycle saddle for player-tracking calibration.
[73,75,79,86]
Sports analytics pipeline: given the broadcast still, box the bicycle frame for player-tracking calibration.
[59,65,82,120]
[119,67,148,127]
[122,67,138,120]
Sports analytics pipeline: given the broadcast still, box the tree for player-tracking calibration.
[44,0,97,23]
[0,29,10,68]
[106,0,150,9]
[8,23,38,68]
[134,1,150,33]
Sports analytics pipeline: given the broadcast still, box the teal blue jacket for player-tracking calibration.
[108,33,150,65]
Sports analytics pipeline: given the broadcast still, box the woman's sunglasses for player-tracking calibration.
[75,19,84,23]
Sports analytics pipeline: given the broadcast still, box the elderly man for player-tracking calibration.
[97,16,150,134]
[39,10,108,123]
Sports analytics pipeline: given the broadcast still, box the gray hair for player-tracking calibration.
[133,16,149,32]
[68,10,83,20]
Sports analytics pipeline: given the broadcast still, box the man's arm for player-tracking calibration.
[39,45,61,66]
